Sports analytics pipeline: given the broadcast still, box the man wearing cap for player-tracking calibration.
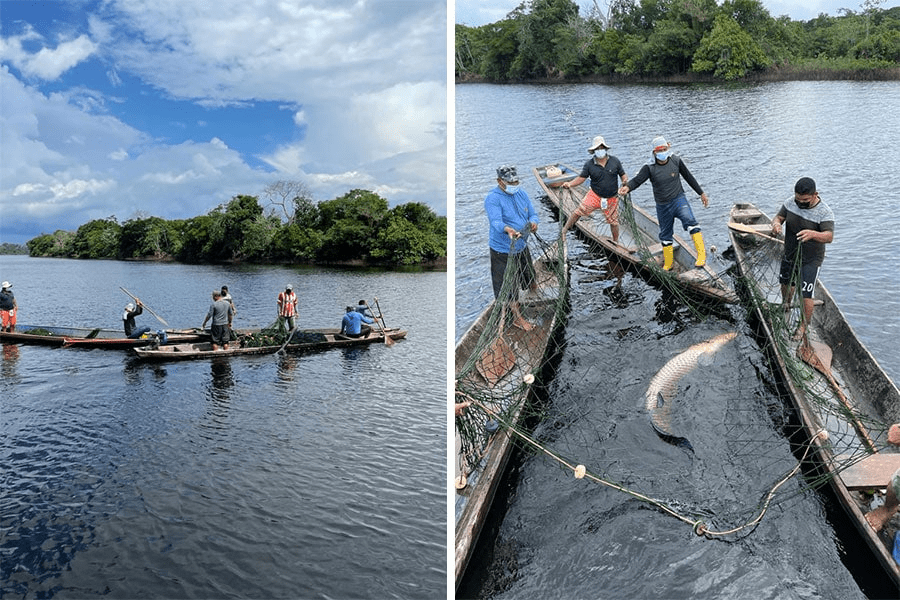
[771,177,834,347]
[618,136,710,269]
[277,284,298,333]
[202,290,234,350]
[122,299,152,339]
[485,165,539,331]
[0,281,17,332]
[560,135,628,243]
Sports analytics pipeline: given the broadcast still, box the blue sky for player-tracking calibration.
[456,0,900,27]
[0,0,447,244]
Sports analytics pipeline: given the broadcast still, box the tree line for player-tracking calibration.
[26,184,447,267]
[456,0,900,81]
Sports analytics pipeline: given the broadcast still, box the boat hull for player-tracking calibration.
[131,328,407,360]
[728,202,900,589]
[533,163,737,304]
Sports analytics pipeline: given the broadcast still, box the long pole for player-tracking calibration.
[120,287,169,327]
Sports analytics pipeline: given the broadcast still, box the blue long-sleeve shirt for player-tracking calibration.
[341,311,374,335]
[485,186,539,254]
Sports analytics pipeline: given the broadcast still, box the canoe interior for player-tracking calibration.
[728,202,900,588]
[454,229,568,589]
[533,163,737,305]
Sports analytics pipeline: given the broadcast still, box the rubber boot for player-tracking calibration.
[691,231,706,267]
[662,244,674,271]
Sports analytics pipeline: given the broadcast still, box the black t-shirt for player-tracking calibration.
[579,155,625,198]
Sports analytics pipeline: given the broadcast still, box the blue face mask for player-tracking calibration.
[504,184,519,195]
[655,151,669,161]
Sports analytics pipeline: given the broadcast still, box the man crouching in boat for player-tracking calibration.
[123,299,151,339]
[485,164,539,331]
[340,306,374,338]
[770,177,834,350]
[201,290,234,350]
[865,424,900,531]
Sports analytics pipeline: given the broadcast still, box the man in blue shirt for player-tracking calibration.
[341,306,374,338]
[485,164,539,331]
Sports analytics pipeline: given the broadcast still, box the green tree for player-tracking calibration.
[692,14,769,79]
[27,230,74,257]
[511,0,581,78]
[70,217,121,259]
[317,189,390,262]
[119,216,181,259]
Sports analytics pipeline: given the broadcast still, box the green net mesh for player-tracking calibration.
[455,173,900,556]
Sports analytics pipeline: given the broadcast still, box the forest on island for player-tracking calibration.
[26,184,447,267]
[456,0,900,81]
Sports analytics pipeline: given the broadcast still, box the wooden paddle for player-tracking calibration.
[727,222,784,243]
[276,325,298,355]
[120,287,169,327]
[798,340,876,452]
[373,297,388,329]
[365,301,394,346]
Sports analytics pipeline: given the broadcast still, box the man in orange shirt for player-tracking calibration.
[277,284,298,332]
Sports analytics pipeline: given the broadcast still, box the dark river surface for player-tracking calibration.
[455,81,900,599]
[0,256,446,598]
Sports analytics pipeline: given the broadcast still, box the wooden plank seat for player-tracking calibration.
[839,453,900,490]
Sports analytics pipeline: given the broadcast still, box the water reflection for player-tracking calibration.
[2,342,20,381]
[208,358,234,401]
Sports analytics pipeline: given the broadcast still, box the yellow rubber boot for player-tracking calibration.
[662,244,674,271]
[691,231,706,268]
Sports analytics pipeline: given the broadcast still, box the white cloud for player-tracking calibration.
[0,0,447,243]
[1,31,97,80]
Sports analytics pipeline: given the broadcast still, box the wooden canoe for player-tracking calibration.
[728,202,900,589]
[533,163,737,305]
[454,228,568,590]
[0,325,206,348]
[131,327,407,360]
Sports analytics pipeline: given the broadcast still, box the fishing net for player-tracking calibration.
[455,221,569,499]
[234,319,330,347]
[455,188,899,560]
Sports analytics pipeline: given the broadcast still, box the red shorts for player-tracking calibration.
[1,308,15,329]
[574,189,619,224]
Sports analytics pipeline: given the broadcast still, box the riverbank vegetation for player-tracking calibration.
[26,184,447,267]
[456,0,900,82]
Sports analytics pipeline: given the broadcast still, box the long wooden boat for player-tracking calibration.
[728,202,900,589]
[533,163,737,305]
[454,228,568,590]
[0,324,206,348]
[131,327,407,360]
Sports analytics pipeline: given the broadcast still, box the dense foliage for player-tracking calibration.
[0,243,28,255]
[26,188,447,266]
[456,0,900,81]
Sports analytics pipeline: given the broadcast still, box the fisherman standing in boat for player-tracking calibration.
[123,299,152,339]
[770,177,834,348]
[0,281,17,333]
[485,165,539,331]
[560,135,629,243]
[202,290,234,350]
[277,284,298,333]
[618,136,710,269]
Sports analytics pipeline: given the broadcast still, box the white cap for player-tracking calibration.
[587,136,609,152]
[651,136,669,151]
[1,281,10,289]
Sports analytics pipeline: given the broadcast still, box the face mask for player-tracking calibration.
[593,149,607,159]
[504,184,519,195]
[795,199,812,209]
[655,151,669,161]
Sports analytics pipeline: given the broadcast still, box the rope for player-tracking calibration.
[463,390,827,540]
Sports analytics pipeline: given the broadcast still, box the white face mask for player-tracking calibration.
[593,149,607,159]
[504,184,519,195]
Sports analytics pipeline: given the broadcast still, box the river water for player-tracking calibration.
[455,81,900,599]
[0,256,446,598]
